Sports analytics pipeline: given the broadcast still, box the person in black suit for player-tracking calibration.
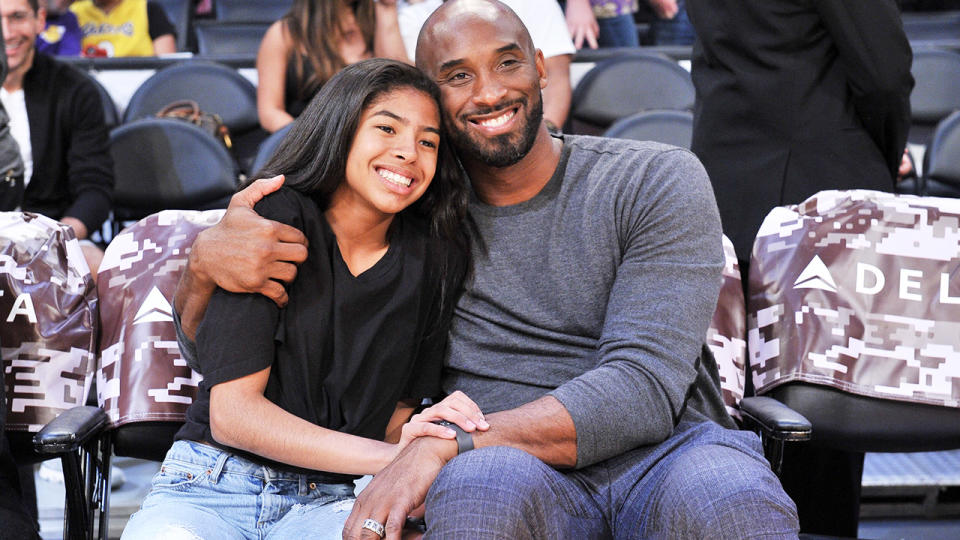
[687,0,913,271]
[686,1,914,536]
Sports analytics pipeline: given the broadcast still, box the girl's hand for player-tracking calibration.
[396,391,490,452]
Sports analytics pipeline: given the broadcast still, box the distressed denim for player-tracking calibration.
[122,440,355,540]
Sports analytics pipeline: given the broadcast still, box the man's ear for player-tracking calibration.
[535,48,548,89]
[36,7,47,32]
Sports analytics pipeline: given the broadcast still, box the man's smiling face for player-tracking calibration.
[417,0,547,168]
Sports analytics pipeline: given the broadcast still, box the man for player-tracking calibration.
[398,0,574,130]
[686,3,913,534]
[175,1,799,538]
[0,0,113,274]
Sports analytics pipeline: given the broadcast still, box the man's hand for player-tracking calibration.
[190,175,309,307]
[174,175,309,340]
[343,437,457,540]
[565,0,599,50]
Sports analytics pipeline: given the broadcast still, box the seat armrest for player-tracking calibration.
[33,406,109,454]
[740,396,812,442]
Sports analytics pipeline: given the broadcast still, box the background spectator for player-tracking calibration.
[0,0,114,274]
[563,0,694,48]
[70,0,175,56]
[398,0,574,130]
[37,0,80,55]
[257,0,409,133]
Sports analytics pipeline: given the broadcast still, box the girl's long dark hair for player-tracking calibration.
[250,58,472,313]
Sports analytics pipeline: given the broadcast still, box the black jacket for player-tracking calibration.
[20,52,113,234]
[688,0,914,261]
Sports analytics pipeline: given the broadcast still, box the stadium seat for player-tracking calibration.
[108,118,238,235]
[922,110,960,198]
[123,60,257,132]
[73,67,120,128]
[749,189,960,534]
[0,212,106,539]
[123,60,264,173]
[749,189,960,450]
[602,109,693,149]
[250,121,294,175]
[35,210,224,540]
[901,10,960,48]
[194,21,270,56]
[908,48,960,146]
[567,53,695,136]
[708,235,812,474]
[214,0,292,23]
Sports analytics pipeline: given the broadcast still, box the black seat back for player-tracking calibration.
[109,118,238,227]
[568,53,695,135]
[123,60,259,134]
[603,109,693,149]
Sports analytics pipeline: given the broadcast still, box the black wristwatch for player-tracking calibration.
[432,420,475,455]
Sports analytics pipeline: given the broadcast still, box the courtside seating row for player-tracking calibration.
[6,188,960,537]
[2,207,809,538]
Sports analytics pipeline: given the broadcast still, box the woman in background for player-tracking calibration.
[257,0,409,133]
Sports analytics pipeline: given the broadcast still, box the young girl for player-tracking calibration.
[122,58,481,539]
[257,0,409,132]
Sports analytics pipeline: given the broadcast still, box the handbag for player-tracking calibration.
[155,99,233,149]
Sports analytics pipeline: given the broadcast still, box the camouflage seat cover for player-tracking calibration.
[0,212,97,432]
[706,235,746,419]
[749,190,960,408]
[97,210,223,426]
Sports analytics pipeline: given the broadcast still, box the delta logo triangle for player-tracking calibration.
[792,255,839,293]
[133,286,174,325]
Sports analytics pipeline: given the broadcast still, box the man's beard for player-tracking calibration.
[449,92,544,169]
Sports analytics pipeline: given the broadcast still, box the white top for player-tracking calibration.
[398,0,576,63]
[0,87,32,187]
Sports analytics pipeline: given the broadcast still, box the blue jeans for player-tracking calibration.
[122,440,356,540]
[424,418,799,539]
[597,13,640,48]
[649,1,696,46]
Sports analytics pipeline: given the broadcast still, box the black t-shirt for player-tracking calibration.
[176,187,465,476]
[147,2,176,40]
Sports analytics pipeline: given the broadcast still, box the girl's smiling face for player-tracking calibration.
[337,87,442,217]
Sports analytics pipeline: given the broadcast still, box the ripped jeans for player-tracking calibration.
[121,440,356,540]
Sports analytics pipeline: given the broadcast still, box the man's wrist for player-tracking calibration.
[186,231,217,291]
[432,420,474,455]
[411,431,459,464]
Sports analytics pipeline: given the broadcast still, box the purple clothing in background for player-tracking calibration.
[38,12,82,56]
[591,0,639,18]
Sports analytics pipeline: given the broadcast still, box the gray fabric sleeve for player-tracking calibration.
[548,149,725,468]
[172,305,200,373]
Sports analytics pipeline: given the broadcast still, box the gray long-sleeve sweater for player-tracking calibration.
[444,134,732,468]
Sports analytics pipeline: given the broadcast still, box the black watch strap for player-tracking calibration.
[433,420,475,455]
